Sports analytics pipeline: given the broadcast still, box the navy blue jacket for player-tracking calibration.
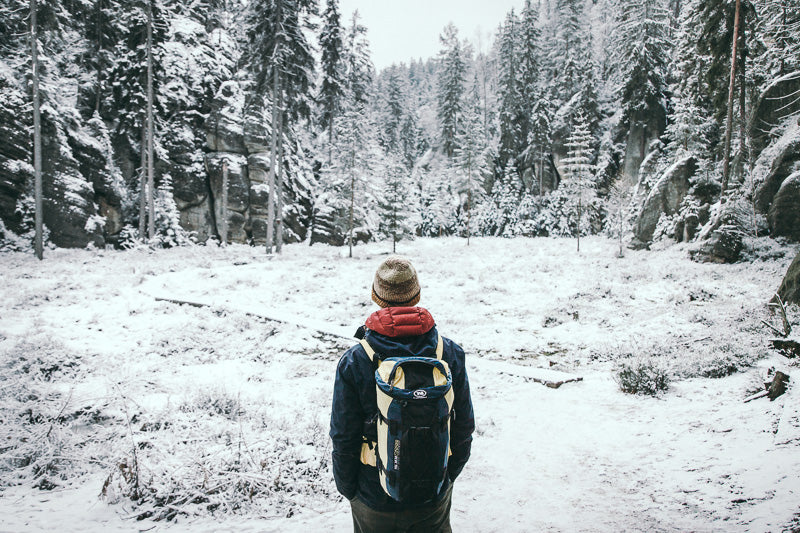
[329,307,475,511]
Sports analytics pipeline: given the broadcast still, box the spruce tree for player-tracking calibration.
[455,78,488,243]
[383,70,405,153]
[436,23,467,158]
[518,0,541,153]
[560,111,595,251]
[344,10,373,110]
[613,0,671,139]
[378,154,414,252]
[244,0,316,252]
[318,0,345,161]
[555,0,590,103]
[497,9,521,167]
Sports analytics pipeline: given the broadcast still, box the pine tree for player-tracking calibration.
[436,23,467,158]
[333,107,380,256]
[528,96,552,196]
[378,154,414,252]
[518,0,541,152]
[555,0,591,103]
[382,70,405,153]
[108,0,169,239]
[560,111,595,251]
[399,110,425,171]
[344,10,373,109]
[31,0,43,259]
[613,0,671,138]
[318,0,345,162]
[497,10,521,167]
[243,0,316,253]
[759,0,800,76]
[455,78,488,243]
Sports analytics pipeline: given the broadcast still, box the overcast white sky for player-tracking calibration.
[337,0,526,72]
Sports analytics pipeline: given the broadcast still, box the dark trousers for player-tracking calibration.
[350,485,454,533]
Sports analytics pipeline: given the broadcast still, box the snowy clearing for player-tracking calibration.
[1,237,798,532]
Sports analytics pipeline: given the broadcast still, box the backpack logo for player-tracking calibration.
[413,389,427,399]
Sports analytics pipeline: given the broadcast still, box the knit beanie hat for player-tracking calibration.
[371,256,421,308]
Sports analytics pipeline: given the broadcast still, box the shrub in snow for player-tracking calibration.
[615,358,670,396]
[101,388,336,521]
[0,339,107,491]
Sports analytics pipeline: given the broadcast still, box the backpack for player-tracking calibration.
[358,335,454,504]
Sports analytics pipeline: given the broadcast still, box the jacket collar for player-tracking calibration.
[365,306,435,338]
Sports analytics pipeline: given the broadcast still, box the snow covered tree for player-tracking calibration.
[318,0,345,161]
[554,0,591,103]
[758,0,800,76]
[528,96,552,196]
[455,79,489,243]
[480,162,524,237]
[344,10,373,109]
[497,9,522,167]
[559,111,596,251]
[107,0,169,239]
[382,70,405,153]
[31,0,43,258]
[378,154,415,252]
[399,110,425,171]
[518,0,541,154]
[332,107,381,256]
[436,23,468,158]
[243,0,316,252]
[613,0,671,149]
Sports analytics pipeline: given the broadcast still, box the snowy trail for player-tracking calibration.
[1,237,798,532]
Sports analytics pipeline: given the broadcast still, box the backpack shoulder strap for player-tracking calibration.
[435,334,443,360]
[359,338,377,362]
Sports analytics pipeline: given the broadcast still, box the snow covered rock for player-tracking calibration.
[689,224,743,264]
[246,152,272,245]
[207,153,249,243]
[749,71,800,157]
[753,119,800,242]
[631,156,696,248]
[206,81,246,154]
[67,115,126,240]
[768,171,800,241]
[0,69,31,237]
[778,250,800,305]
[40,108,104,248]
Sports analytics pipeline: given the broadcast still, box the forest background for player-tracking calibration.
[1,0,799,257]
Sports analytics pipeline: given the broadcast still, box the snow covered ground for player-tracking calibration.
[1,236,798,532]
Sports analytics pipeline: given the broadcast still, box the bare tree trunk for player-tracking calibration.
[348,165,354,258]
[221,159,228,246]
[266,87,278,254]
[392,201,397,253]
[539,148,543,196]
[467,152,472,246]
[328,117,334,166]
[276,77,284,254]
[577,195,581,253]
[721,0,742,199]
[737,15,747,184]
[31,0,43,260]
[94,0,102,115]
[139,125,146,237]
[146,0,155,239]
[266,0,282,254]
